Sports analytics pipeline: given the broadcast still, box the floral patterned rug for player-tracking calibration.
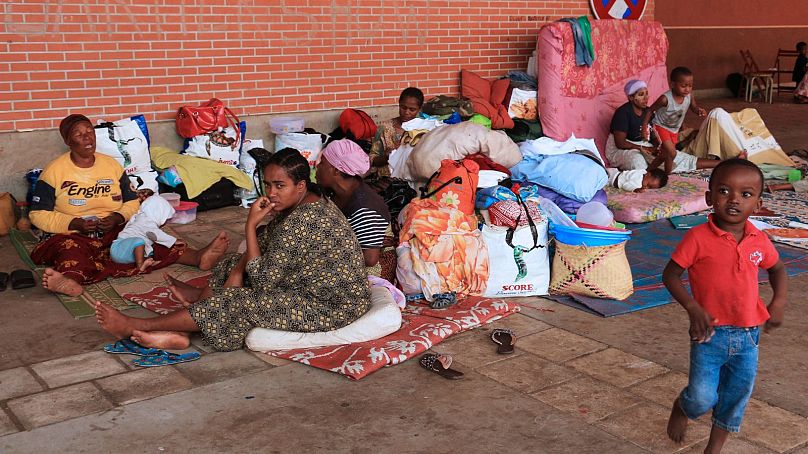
[264,296,520,380]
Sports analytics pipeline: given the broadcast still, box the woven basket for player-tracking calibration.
[549,240,633,300]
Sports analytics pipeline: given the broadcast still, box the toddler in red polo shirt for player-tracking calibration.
[663,159,788,454]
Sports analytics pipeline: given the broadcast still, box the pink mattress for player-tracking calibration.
[605,176,709,223]
[536,20,669,164]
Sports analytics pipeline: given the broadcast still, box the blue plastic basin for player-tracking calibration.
[550,223,632,246]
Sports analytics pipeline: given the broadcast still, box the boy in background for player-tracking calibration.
[642,67,708,174]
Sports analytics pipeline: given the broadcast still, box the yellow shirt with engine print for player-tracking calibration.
[30,152,140,234]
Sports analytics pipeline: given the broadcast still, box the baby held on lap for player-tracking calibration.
[110,193,182,273]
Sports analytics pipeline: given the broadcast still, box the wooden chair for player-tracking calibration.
[773,48,799,93]
[739,50,773,103]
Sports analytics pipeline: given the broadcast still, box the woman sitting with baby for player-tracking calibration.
[30,114,230,296]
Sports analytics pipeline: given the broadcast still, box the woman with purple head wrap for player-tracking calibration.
[316,139,391,274]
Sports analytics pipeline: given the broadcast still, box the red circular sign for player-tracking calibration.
[590,0,648,20]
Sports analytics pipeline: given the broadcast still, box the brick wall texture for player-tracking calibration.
[1,0,654,133]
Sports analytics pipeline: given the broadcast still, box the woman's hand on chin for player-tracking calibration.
[246,196,276,229]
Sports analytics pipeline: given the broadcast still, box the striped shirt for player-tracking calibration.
[343,183,391,249]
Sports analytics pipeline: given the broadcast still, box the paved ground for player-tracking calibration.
[1,95,807,453]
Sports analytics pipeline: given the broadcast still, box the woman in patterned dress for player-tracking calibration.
[94,149,372,351]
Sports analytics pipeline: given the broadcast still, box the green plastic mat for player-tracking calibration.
[8,229,137,319]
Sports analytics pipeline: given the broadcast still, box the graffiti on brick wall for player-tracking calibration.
[3,0,427,47]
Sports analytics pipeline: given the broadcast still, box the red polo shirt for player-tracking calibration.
[671,215,779,327]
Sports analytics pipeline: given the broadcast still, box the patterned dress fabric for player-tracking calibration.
[189,198,371,351]
[367,119,404,179]
[31,224,181,284]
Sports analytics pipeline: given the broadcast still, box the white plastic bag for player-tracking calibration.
[95,116,152,176]
[238,139,264,208]
[128,170,159,193]
[184,126,242,167]
[482,222,549,297]
[275,131,327,167]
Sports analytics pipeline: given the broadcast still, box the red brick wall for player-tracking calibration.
[1,0,655,133]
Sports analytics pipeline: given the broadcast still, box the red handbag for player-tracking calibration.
[339,108,377,141]
[176,98,240,140]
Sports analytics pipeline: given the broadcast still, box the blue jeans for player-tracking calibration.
[679,326,759,432]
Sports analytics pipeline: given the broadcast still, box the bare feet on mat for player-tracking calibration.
[130,330,190,350]
[667,398,689,444]
[164,273,203,306]
[41,268,83,297]
[94,301,135,339]
[198,231,230,271]
[139,258,155,273]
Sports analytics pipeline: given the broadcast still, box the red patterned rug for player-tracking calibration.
[118,273,520,380]
[264,296,520,380]
[118,272,210,314]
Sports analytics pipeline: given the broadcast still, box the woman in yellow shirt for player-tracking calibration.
[30,114,229,296]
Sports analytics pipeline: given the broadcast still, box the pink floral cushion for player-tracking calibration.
[537,20,669,164]
[605,176,709,224]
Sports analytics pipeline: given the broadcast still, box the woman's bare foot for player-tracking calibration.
[139,258,155,273]
[667,398,689,444]
[164,273,204,306]
[198,231,230,271]
[130,330,190,350]
[41,268,83,297]
[94,301,136,339]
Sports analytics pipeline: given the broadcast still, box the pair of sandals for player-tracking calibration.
[103,339,200,367]
[419,329,517,380]
[0,269,36,291]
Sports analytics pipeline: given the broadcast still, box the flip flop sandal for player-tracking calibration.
[0,272,8,292]
[10,269,36,290]
[419,353,464,380]
[491,329,516,355]
[103,339,165,357]
[132,351,201,367]
[429,292,457,309]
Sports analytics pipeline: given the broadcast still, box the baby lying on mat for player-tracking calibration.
[606,168,668,193]
[110,193,183,272]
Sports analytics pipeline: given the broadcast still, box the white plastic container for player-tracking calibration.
[269,117,305,135]
[159,192,181,208]
[169,201,198,224]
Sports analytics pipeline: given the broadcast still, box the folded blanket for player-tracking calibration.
[407,122,521,183]
[151,146,253,199]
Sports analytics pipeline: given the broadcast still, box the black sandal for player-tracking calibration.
[10,269,36,290]
[491,329,516,354]
[0,272,8,292]
[419,353,464,380]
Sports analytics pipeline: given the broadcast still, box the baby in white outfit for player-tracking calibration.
[110,194,178,272]
[606,168,668,193]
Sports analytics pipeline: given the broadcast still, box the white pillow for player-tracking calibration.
[245,287,402,352]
